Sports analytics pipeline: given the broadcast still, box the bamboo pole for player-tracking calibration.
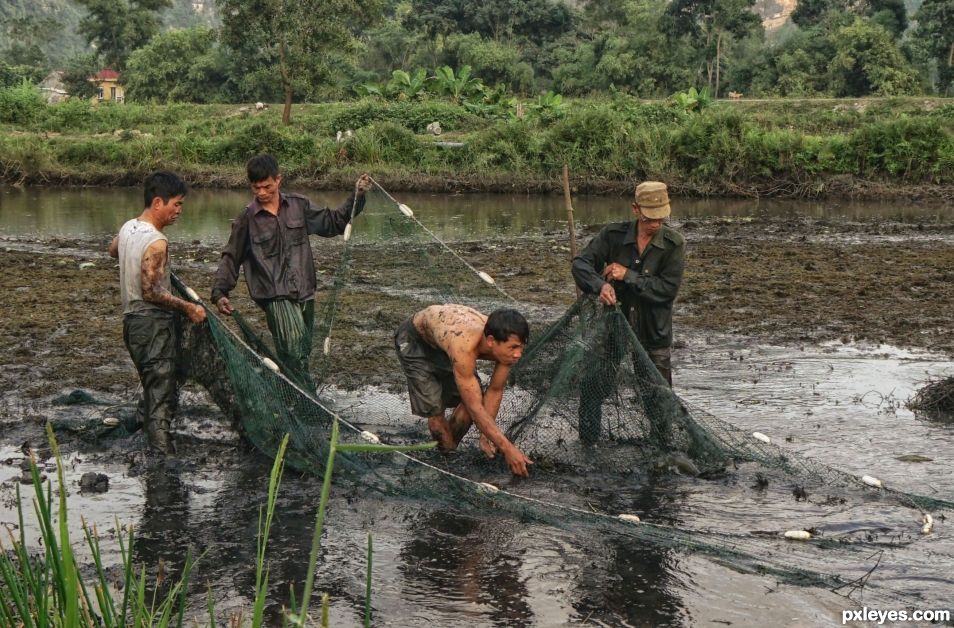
[562,164,581,297]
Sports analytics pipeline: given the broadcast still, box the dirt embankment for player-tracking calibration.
[2,215,953,402]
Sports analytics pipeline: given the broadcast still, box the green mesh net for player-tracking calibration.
[157,180,950,602]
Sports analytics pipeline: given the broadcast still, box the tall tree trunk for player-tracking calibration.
[715,31,722,98]
[944,41,954,96]
[279,41,292,126]
[705,23,714,89]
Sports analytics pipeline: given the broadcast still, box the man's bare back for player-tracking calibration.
[412,304,488,365]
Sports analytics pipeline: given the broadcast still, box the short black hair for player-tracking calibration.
[143,171,187,208]
[247,154,280,183]
[484,309,529,344]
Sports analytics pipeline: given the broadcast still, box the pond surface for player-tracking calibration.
[2,333,952,626]
[1,185,951,241]
[1,187,953,626]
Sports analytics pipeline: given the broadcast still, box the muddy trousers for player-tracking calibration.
[124,311,179,454]
[263,298,315,387]
[578,321,674,446]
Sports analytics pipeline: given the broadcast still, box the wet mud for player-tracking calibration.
[2,214,953,407]
[2,214,954,624]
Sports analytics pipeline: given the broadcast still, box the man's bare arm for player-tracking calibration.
[482,363,510,422]
[108,236,119,258]
[141,240,206,324]
[452,357,531,476]
[452,360,510,452]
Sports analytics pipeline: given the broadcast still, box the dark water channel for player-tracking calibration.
[1,185,951,241]
[1,187,953,626]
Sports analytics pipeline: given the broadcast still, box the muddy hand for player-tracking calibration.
[216,296,234,316]
[355,174,371,195]
[479,434,498,459]
[504,445,533,477]
[602,262,627,282]
[188,303,207,324]
[598,283,617,306]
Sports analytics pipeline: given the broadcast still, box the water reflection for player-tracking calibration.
[569,479,686,627]
[1,186,950,241]
[399,510,533,624]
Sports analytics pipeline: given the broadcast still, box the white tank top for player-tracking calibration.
[118,218,169,314]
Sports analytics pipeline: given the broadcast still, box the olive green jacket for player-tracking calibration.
[571,221,686,349]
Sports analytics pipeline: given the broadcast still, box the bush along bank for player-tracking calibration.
[1,91,953,199]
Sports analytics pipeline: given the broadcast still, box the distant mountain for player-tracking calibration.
[1,0,219,67]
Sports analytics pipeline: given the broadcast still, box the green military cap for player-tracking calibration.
[634,181,670,219]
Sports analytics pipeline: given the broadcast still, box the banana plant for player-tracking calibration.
[387,68,429,100]
[433,65,484,104]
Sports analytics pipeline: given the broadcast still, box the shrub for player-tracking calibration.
[329,100,482,134]
[0,81,46,124]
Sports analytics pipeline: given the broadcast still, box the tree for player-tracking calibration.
[218,0,385,125]
[124,27,238,102]
[404,0,574,46]
[914,0,954,94]
[828,18,921,96]
[663,0,763,96]
[61,52,101,100]
[73,0,172,71]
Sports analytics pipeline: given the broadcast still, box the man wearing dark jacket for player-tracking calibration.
[571,181,685,444]
[211,154,370,384]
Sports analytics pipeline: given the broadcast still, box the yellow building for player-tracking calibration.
[91,68,125,103]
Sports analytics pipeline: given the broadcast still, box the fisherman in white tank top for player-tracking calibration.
[108,171,206,454]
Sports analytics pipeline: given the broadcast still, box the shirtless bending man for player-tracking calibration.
[394,305,533,477]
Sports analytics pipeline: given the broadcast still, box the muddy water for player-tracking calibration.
[1,186,950,241]
[2,188,954,625]
[2,338,952,625]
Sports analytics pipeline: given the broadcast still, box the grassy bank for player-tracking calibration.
[1,92,952,199]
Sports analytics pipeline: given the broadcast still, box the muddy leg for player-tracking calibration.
[427,415,458,450]
[447,404,474,446]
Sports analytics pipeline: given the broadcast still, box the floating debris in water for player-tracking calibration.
[618,513,641,524]
[861,475,883,488]
[784,530,812,540]
[896,454,933,463]
[752,432,771,444]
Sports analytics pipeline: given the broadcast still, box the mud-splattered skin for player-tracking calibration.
[141,241,205,324]
[412,304,533,477]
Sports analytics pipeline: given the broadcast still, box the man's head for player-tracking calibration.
[632,181,670,238]
[484,309,530,365]
[247,154,282,206]
[143,171,187,228]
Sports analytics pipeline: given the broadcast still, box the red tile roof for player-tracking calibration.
[95,68,120,80]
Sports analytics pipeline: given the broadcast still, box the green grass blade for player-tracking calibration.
[298,419,340,623]
[175,547,196,628]
[82,518,117,624]
[253,434,289,628]
[46,425,80,626]
[117,518,135,626]
[207,584,216,628]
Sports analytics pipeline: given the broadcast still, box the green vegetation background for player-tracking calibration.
[2,91,952,196]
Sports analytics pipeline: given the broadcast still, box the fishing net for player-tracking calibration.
[95,179,954,603]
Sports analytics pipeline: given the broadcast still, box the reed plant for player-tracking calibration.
[0,423,434,627]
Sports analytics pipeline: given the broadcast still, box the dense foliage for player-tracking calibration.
[2,0,952,101]
[1,89,951,195]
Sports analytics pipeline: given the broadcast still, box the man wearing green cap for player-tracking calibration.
[571,181,686,443]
